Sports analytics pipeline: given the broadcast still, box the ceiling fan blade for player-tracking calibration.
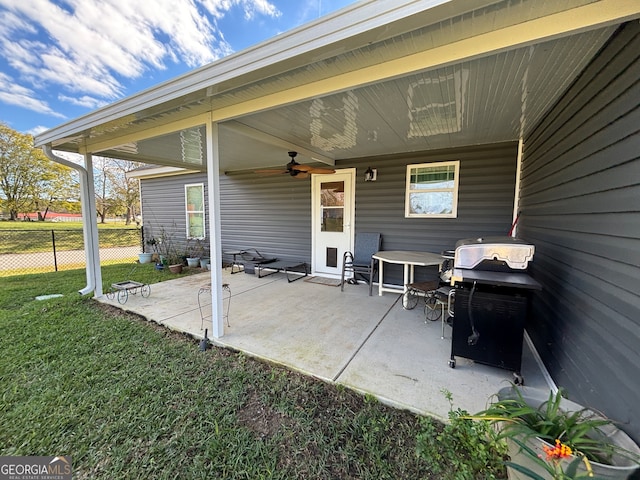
[254,151,334,179]
[293,164,335,174]
[254,169,287,175]
[307,167,336,174]
[291,164,312,172]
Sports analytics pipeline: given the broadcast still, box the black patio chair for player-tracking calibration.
[340,232,382,296]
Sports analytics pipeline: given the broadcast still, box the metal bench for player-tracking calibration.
[256,260,309,283]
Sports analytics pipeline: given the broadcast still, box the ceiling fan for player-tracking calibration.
[255,151,335,179]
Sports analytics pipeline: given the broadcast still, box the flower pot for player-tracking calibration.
[168,264,183,274]
[138,252,153,264]
[186,257,200,267]
[200,257,210,269]
[498,386,640,480]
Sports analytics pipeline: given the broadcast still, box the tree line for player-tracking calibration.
[1,123,141,224]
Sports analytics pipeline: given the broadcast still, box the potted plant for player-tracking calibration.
[473,385,640,479]
[184,238,203,267]
[138,251,153,264]
[166,254,184,273]
[153,227,183,273]
[141,236,159,265]
[199,242,210,269]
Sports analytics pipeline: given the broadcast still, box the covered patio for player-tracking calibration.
[35,0,640,441]
[98,268,547,420]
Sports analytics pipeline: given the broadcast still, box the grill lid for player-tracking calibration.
[454,236,535,270]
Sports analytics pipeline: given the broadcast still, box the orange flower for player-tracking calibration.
[543,439,573,460]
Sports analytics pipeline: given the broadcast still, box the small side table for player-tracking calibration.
[198,283,231,330]
[225,251,244,274]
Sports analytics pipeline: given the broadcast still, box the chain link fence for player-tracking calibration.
[0,228,142,277]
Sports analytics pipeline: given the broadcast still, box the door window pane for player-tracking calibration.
[322,208,343,232]
[321,181,344,206]
[321,181,344,232]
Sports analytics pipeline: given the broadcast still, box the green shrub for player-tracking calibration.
[416,389,508,479]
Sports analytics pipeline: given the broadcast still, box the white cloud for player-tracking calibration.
[0,0,279,110]
[58,94,108,109]
[26,125,50,135]
[0,72,66,118]
[201,0,281,20]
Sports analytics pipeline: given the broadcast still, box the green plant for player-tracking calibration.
[416,389,507,479]
[505,437,595,480]
[184,237,204,258]
[145,236,159,253]
[473,386,638,466]
[153,226,182,265]
[0,266,435,478]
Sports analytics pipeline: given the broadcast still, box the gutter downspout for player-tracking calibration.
[43,146,103,297]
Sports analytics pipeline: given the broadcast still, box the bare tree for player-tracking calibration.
[93,156,142,224]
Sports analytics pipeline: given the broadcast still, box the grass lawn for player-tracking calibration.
[0,264,506,479]
[0,221,140,255]
[0,220,137,230]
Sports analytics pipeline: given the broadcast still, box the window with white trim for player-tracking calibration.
[185,183,205,239]
[405,161,460,218]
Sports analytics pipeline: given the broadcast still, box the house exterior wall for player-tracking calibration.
[140,174,211,257]
[220,142,518,284]
[140,142,519,284]
[518,22,640,442]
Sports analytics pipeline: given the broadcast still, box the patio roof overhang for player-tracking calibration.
[33,0,640,337]
[34,0,640,173]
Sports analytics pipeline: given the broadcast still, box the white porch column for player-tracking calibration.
[81,153,103,297]
[206,119,224,338]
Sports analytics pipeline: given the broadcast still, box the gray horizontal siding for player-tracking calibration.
[219,142,518,283]
[143,143,518,276]
[518,22,640,442]
[140,173,210,255]
[219,173,312,266]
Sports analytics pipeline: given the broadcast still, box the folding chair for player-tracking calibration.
[340,232,382,296]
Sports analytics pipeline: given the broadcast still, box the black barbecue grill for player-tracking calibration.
[447,236,541,384]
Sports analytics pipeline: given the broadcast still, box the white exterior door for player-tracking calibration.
[311,169,355,277]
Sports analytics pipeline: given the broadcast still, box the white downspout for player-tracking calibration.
[42,146,103,297]
[206,120,225,339]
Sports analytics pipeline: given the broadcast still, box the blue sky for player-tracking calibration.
[0,0,358,136]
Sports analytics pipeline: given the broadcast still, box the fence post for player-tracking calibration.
[51,229,58,272]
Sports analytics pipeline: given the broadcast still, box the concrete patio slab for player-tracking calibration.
[98,268,549,421]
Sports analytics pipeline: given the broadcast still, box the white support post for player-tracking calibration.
[81,153,103,297]
[205,119,224,338]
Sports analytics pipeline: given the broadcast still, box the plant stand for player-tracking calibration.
[106,281,151,305]
[198,283,231,330]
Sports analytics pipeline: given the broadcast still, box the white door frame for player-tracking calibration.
[311,168,356,278]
